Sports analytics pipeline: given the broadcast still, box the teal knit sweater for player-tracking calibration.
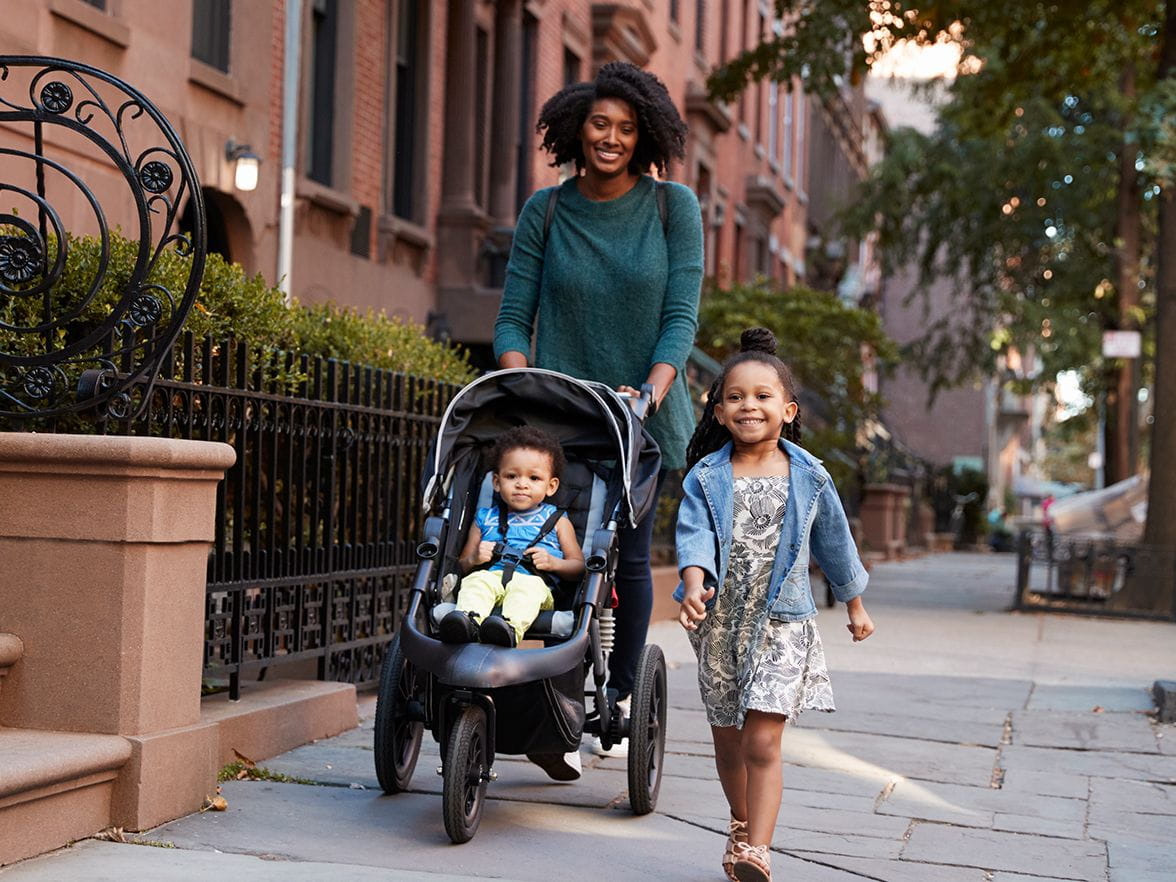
[494,175,704,469]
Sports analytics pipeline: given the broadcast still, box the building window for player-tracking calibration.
[474,26,489,210]
[564,47,581,86]
[192,0,232,73]
[782,87,793,176]
[767,80,778,161]
[739,1,750,123]
[391,1,426,221]
[795,92,806,194]
[307,0,339,186]
[516,12,539,215]
[670,0,680,24]
[755,8,766,144]
[694,0,706,54]
[80,0,107,9]
[719,0,729,62]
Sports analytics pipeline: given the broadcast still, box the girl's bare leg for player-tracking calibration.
[710,724,747,821]
[741,710,788,846]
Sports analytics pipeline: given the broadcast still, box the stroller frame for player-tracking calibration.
[373,369,668,843]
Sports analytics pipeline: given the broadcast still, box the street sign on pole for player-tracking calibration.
[1102,330,1142,358]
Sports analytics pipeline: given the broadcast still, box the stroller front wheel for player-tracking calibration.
[443,704,490,844]
[627,643,667,815]
[374,633,424,794]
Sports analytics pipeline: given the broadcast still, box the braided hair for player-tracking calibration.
[536,61,688,177]
[684,328,803,471]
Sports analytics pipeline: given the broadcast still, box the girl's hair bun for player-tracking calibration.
[739,327,778,355]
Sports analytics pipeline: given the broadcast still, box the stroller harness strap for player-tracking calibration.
[496,503,569,588]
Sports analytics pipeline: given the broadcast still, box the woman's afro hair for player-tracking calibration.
[536,61,688,176]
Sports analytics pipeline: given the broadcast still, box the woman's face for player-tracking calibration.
[579,97,639,178]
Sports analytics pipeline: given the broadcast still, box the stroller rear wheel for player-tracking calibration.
[627,643,666,815]
[374,633,424,794]
[443,704,489,843]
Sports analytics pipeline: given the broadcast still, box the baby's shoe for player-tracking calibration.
[438,609,478,644]
[479,615,517,648]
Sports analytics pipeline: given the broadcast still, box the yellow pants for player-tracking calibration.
[456,570,554,642]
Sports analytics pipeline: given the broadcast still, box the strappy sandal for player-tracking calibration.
[732,842,772,882]
[722,817,749,882]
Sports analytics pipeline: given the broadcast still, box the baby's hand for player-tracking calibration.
[678,585,715,632]
[476,541,495,564]
[846,599,874,642]
[525,547,554,571]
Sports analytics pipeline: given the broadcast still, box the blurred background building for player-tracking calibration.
[2,0,881,369]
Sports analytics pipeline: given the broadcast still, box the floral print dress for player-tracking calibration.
[688,475,836,729]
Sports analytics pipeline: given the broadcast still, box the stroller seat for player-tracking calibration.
[432,458,609,641]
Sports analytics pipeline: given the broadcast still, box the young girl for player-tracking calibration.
[675,328,875,882]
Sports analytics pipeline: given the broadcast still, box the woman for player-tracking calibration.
[494,61,703,762]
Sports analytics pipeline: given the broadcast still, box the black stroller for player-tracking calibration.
[373,368,668,843]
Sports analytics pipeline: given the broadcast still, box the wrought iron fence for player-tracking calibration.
[1015,527,1176,620]
[80,331,457,698]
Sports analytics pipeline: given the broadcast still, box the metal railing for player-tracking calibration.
[1015,527,1176,620]
[88,332,457,698]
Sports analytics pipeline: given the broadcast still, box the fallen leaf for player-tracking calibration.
[200,795,229,812]
[232,749,256,768]
[1092,706,1105,713]
[95,827,127,843]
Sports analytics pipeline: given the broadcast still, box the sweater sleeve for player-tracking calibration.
[650,182,704,371]
[493,187,551,362]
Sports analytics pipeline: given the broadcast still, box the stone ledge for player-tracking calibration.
[202,679,358,765]
[0,727,130,803]
[0,433,235,477]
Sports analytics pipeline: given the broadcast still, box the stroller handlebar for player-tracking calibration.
[617,382,656,423]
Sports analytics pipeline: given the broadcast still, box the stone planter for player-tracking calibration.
[859,483,912,560]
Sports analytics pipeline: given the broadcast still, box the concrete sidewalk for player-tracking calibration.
[3,553,1174,881]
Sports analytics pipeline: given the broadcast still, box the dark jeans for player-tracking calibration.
[608,469,668,701]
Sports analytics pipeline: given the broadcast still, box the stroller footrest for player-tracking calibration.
[429,603,574,639]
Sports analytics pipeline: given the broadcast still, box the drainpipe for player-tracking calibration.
[278,0,302,303]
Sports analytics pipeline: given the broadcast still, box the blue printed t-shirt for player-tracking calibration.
[475,502,565,576]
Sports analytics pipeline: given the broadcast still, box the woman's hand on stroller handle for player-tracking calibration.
[615,383,657,420]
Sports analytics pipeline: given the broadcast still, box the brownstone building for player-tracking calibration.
[1,2,889,370]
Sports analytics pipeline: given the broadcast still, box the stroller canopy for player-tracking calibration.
[422,368,662,528]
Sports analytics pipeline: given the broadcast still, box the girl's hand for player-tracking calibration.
[846,598,874,642]
[525,547,555,571]
[679,585,715,631]
[476,541,495,565]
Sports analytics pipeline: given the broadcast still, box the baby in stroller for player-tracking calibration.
[439,426,585,647]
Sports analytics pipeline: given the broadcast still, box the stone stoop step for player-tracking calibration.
[200,678,359,766]
[0,728,132,867]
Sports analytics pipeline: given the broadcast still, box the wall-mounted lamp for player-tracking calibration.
[225,138,260,192]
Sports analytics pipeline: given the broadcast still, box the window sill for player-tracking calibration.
[754,143,766,160]
[188,58,243,105]
[694,50,709,75]
[378,214,434,250]
[667,21,682,43]
[737,123,750,141]
[49,0,130,48]
[297,178,360,217]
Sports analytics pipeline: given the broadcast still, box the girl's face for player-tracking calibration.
[714,361,798,446]
[579,97,638,178]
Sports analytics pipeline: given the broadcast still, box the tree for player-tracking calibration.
[709,1,1176,551]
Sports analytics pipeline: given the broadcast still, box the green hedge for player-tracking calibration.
[0,229,475,386]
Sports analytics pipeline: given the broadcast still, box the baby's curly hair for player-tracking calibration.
[489,425,567,478]
[536,61,688,176]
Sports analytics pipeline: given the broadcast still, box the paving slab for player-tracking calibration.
[1106,841,1173,881]
[147,780,727,882]
[0,840,492,881]
[793,708,1005,747]
[902,823,1108,880]
[997,767,1091,799]
[1088,776,1176,818]
[1026,684,1156,713]
[1012,710,1160,753]
[878,777,1085,836]
[1000,743,1176,783]
[818,854,987,882]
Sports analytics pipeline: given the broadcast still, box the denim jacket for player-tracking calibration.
[673,439,868,621]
